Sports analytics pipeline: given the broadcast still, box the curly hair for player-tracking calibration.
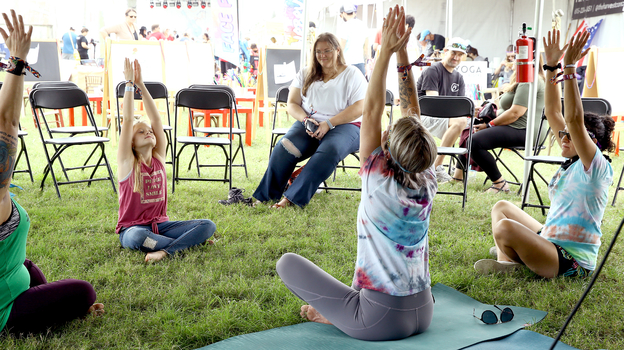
[584,112,615,153]
[386,117,437,188]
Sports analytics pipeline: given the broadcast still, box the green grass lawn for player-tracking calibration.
[2,111,624,350]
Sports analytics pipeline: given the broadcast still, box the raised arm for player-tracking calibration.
[360,5,410,165]
[397,50,418,118]
[0,10,32,217]
[562,31,594,169]
[133,60,167,160]
[117,58,137,178]
[542,30,567,148]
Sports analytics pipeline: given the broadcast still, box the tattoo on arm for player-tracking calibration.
[0,131,18,189]
[399,74,415,112]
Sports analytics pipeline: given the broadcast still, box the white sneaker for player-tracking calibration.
[435,165,453,183]
[474,259,522,275]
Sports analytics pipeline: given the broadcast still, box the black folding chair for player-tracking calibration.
[29,87,116,198]
[270,86,291,157]
[522,97,612,214]
[14,126,34,183]
[419,96,475,209]
[188,85,248,178]
[115,81,173,165]
[172,88,235,193]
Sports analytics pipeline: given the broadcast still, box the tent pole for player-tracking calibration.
[521,0,546,202]
[445,0,453,39]
[509,0,515,45]
[301,0,308,70]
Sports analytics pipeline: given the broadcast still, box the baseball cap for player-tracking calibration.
[341,4,356,14]
[420,30,431,40]
[445,37,467,54]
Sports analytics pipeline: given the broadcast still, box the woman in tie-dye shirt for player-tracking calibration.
[474,30,614,278]
[277,6,438,341]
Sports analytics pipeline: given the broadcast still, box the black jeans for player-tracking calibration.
[459,125,526,181]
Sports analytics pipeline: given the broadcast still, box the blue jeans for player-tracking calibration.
[119,220,216,255]
[253,121,360,207]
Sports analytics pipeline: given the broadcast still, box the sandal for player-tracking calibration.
[486,180,510,194]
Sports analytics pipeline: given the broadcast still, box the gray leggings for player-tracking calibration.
[276,253,434,341]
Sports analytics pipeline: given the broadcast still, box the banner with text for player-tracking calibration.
[572,0,624,20]
[212,0,240,65]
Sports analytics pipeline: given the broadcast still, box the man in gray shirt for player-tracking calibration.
[416,38,468,183]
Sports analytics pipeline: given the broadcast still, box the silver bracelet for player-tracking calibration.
[326,119,335,130]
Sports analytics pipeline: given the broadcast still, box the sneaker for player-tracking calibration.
[435,165,453,183]
[218,187,246,205]
[489,246,498,258]
[474,259,522,275]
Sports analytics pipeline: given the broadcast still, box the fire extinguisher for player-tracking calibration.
[516,23,536,83]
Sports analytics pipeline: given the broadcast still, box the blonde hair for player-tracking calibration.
[131,121,153,193]
[302,33,346,97]
[387,117,437,188]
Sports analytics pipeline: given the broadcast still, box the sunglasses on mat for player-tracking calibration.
[473,305,514,325]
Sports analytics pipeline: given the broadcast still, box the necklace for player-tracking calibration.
[323,68,339,82]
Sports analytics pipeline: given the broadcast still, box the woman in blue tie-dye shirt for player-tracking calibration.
[474,30,615,278]
[276,6,439,341]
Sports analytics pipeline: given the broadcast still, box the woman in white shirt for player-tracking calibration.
[253,32,367,208]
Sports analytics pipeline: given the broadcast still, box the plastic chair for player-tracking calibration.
[419,96,475,209]
[172,88,236,193]
[522,97,612,214]
[29,87,116,198]
[115,81,173,165]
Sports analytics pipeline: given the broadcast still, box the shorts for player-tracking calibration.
[420,116,449,139]
[553,243,592,278]
[536,229,592,278]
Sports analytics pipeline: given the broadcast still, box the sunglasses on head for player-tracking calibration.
[450,42,467,51]
[558,129,596,141]
[473,305,514,325]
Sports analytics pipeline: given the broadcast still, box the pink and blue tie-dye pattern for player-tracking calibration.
[541,147,612,271]
[353,147,437,296]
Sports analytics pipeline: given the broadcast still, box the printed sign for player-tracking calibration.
[572,0,624,20]
[212,0,240,65]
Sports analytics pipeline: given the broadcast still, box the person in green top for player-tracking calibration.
[452,58,546,193]
[0,9,104,335]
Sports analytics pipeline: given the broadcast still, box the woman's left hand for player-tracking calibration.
[563,31,590,66]
[312,121,330,140]
[473,123,487,133]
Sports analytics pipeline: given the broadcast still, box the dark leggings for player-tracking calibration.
[277,253,433,341]
[4,259,96,335]
[458,125,526,181]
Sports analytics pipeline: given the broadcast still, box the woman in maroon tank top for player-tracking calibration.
[116,59,216,263]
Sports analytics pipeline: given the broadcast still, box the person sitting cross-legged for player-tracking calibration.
[0,10,104,336]
[116,58,216,263]
[474,30,615,278]
[277,6,436,341]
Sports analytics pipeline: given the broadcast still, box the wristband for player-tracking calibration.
[122,80,143,96]
[542,63,561,72]
[488,121,496,128]
[564,64,576,69]
[125,86,134,92]
[549,72,580,84]
[326,119,335,130]
[0,56,41,78]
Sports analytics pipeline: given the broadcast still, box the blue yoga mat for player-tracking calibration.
[200,283,551,350]
[465,330,578,349]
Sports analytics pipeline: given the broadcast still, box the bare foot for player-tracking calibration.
[300,305,332,325]
[271,198,292,209]
[145,250,168,263]
[88,303,105,316]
